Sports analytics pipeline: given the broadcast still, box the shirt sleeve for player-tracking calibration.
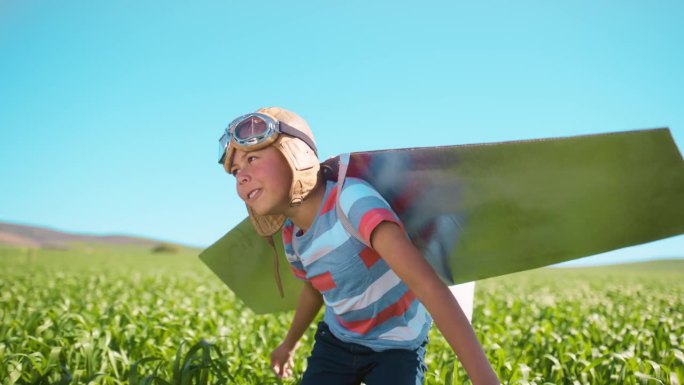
[338,177,405,246]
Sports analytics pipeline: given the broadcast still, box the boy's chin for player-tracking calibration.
[248,199,288,217]
[249,205,275,217]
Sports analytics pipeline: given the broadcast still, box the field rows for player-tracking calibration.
[1,247,683,384]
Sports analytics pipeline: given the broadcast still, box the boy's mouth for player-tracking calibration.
[248,189,261,201]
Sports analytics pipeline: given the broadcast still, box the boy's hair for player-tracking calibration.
[225,107,320,236]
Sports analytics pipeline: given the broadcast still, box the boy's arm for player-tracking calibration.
[271,281,323,378]
[371,221,501,385]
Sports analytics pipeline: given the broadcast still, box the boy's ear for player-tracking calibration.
[276,136,321,206]
[280,139,318,171]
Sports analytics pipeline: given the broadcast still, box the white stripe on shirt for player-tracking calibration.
[326,269,402,314]
[298,221,349,267]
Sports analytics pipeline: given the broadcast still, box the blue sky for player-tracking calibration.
[1,1,682,266]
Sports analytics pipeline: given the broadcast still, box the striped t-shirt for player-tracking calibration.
[283,177,432,351]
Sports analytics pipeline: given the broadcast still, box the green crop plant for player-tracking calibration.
[1,246,682,384]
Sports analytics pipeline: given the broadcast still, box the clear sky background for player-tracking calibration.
[1,1,682,266]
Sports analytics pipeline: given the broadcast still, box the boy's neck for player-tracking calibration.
[286,180,326,233]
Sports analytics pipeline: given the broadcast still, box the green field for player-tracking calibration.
[1,244,682,385]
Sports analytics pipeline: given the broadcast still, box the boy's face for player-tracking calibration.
[230,146,293,216]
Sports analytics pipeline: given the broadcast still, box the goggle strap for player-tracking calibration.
[217,114,318,164]
[265,235,285,298]
[279,122,318,155]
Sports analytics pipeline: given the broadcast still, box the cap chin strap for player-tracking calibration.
[290,180,304,206]
[247,209,282,237]
[263,235,285,298]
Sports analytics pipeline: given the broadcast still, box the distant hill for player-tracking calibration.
[0,221,164,249]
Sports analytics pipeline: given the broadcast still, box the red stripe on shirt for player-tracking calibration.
[336,290,416,335]
[282,225,293,245]
[320,186,339,215]
[359,247,381,269]
[290,266,307,280]
[309,271,336,292]
[358,208,401,245]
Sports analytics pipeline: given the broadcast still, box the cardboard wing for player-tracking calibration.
[200,128,684,314]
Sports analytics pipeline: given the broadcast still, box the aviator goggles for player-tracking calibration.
[217,112,318,165]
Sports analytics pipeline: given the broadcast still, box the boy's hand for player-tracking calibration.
[271,342,297,379]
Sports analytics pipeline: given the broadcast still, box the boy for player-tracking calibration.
[219,107,500,385]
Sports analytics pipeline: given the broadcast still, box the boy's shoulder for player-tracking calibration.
[338,176,384,200]
[336,176,396,225]
[339,176,370,188]
[337,176,384,195]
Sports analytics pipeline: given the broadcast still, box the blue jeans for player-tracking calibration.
[301,322,428,385]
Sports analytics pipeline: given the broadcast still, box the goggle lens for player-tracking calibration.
[218,132,229,164]
[218,111,316,165]
[234,116,270,140]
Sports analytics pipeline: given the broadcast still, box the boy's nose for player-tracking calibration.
[237,170,250,184]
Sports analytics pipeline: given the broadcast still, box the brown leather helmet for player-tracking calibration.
[224,107,320,236]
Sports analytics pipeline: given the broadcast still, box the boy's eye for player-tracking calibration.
[230,155,257,177]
